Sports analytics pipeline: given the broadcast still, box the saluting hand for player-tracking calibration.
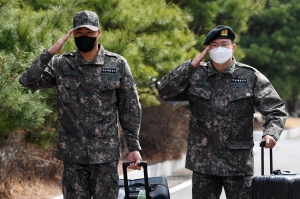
[48,29,73,54]
[191,46,210,68]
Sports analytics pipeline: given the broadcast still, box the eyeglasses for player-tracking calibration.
[209,42,232,49]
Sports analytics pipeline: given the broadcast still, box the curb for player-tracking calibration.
[50,127,300,199]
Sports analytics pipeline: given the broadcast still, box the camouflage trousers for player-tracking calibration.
[192,172,252,199]
[62,161,119,199]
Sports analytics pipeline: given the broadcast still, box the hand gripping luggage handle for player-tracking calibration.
[260,141,273,175]
[122,161,150,199]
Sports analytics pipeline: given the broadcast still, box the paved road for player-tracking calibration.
[166,137,300,199]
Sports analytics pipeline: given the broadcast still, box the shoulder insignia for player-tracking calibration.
[123,60,132,76]
[104,50,132,76]
[105,50,128,62]
[105,50,121,58]
[257,72,270,85]
[236,62,259,73]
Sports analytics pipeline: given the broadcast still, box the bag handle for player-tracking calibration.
[260,140,273,175]
[122,161,150,199]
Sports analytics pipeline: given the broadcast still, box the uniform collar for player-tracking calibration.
[74,44,105,66]
[207,57,236,76]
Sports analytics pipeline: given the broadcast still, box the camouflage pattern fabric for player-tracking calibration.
[157,58,287,176]
[192,172,252,199]
[62,161,119,199]
[73,10,100,31]
[19,44,142,164]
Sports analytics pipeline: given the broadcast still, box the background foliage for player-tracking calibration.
[0,0,273,141]
[0,0,197,140]
[1,0,300,197]
[239,0,300,113]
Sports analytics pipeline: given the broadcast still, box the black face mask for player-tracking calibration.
[74,36,97,53]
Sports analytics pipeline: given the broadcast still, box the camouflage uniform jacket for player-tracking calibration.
[19,45,142,164]
[157,59,287,176]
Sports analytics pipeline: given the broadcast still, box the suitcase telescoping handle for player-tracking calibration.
[260,140,273,175]
[122,161,150,199]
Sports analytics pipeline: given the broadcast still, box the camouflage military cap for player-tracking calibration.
[73,10,100,31]
[203,25,235,46]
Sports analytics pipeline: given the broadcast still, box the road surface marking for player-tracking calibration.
[169,179,192,194]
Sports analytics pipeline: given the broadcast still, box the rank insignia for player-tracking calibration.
[221,29,228,36]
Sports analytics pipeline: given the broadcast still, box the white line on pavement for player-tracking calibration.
[50,196,63,199]
[169,179,192,194]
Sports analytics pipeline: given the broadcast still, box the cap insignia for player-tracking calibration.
[221,29,228,36]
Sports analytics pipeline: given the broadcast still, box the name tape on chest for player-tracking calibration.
[101,68,117,77]
[231,78,248,87]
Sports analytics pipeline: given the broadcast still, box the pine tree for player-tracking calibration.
[239,0,300,114]
[0,1,53,141]
[79,0,198,107]
[166,0,266,59]
[1,0,197,142]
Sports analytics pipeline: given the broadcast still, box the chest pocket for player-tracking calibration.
[228,87,254,118]
[188,85,211,114]
[59,65,80,95]
[59,75,81,104]
[189,86,211,99]
[98,79,120,105]
[61,76,80,90]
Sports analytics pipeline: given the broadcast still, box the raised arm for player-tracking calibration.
[157,47,209,101]
[254,72,288,148]
[19,30,73,89]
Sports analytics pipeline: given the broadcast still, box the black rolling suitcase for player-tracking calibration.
[119,161,170,199]
[252,141,300,199]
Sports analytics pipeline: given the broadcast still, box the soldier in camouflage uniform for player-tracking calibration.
[19,10,142,199]
[157,25,287,199]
